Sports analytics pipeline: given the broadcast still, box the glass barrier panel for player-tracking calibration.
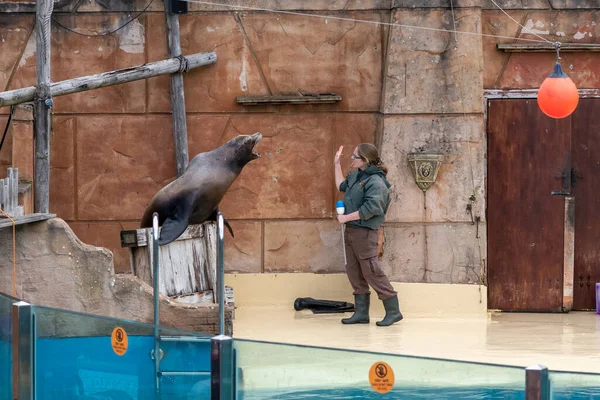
[550,370,600,399]
[0,292,18,400]
[31,305,212,400]
[234,339,526,400]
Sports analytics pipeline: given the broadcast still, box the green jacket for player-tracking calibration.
[339,165,391,230]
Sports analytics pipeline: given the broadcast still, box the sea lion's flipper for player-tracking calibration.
[159,217,189,245]
[208,207,235,238]
[223,218,234,238]
[158,200,193,246]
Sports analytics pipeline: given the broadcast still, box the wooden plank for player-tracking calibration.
[497,43,600,53]
[171,286,235,316]
[34,0,53,214]
[135,228,154,286]
[0,52,217,108]
[236,94,342,105]
[485,88,600,100]
[121,224,205,248]
[164,0,189,177]
[0,213,55,229]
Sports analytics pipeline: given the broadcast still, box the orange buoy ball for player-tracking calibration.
[537,62,579,119]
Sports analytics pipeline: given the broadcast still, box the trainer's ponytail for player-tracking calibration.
[357,143,388,175]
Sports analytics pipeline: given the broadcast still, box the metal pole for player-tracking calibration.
[217,212,225,335]
[341,224,347,265]
[152,212,160,396]
[12,301,33,400]
[525,364,550,400]
[210,335,234,400]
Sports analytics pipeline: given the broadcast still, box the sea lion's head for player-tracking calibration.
[226,132,262,168]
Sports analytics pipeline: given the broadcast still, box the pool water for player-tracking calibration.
[1,335,210,400]
[238,386,600,399]
[3,336,600,399]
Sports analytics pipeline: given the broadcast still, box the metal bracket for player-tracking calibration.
[525,364,550,400]
[12,301,33,400]
[168,0,188,14]
[211,335,235,400]
[150,347,164,361]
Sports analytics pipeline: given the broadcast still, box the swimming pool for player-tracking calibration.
[237,385,600,399]
[3,293,600,400]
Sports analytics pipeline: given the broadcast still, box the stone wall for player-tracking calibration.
[0,1,599,287]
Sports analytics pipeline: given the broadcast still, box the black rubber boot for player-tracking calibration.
[376,295,403,326]
[341,294,370,324]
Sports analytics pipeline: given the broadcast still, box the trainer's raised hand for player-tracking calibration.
[334,145,343,165]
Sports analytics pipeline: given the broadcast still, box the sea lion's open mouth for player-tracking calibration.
[251,132,262,159]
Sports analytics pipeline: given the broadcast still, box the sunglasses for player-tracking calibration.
[351,153,362,160]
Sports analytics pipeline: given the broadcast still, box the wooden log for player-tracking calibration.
[0,52,217,108]
[164,0,189,177]
[34,0,53,214]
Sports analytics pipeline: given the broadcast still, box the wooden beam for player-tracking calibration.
[0,52,217,108]
[0,213,55,229]
[485,88,600,99]
[34,0,54,214]
[164,0,189,177]
[497,43,600,53]
[236,93,342,105]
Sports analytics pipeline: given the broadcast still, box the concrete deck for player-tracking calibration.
[232,306,600,374]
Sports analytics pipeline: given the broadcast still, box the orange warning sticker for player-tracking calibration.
[111,326,128,356]
[369,361,394,394]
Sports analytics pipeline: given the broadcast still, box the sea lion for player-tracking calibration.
[140,132,262,245]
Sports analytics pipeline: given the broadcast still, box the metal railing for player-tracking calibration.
[149,211,231,398]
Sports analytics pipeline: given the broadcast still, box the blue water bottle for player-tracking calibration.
[336,200,345,215]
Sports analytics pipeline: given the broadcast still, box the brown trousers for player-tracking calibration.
[344,225,397,301]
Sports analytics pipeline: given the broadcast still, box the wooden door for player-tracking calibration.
[572,99,600,310]
[487,99,570,312]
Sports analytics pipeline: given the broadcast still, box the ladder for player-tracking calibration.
[149,211,235,399]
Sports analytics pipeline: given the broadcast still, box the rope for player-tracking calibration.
[176,54,190,73]
[52,0,155,38]
[0,208,17,298]
[181,0,552,44]
[488,0,553,44]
